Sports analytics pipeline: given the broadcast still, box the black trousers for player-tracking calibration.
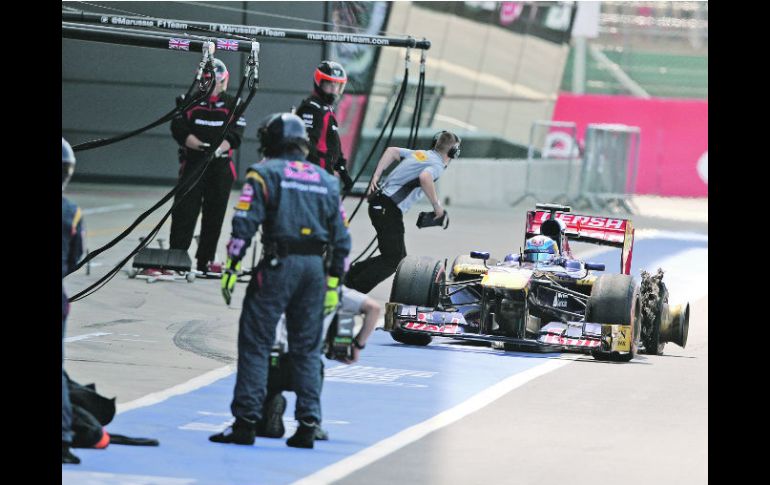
[266,353,324,398]
[345,194,406,294]
[170,156,235,267]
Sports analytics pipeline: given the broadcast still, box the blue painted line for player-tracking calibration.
[66,337,555,484]
[64,234,708,484]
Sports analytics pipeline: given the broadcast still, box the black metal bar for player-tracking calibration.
[392,327,564,353]
[445,280,484,297]
[62,10,431,50]
[534,282,589,304]
[63,19,229,43]
[62,22,257,54]
[551,308,584,319]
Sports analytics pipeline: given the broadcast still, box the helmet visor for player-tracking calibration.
[523,250,554,263]
[320,79,346,97]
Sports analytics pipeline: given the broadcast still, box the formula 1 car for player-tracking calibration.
[383,203,689,362]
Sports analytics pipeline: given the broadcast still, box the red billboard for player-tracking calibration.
[552,94,708,197]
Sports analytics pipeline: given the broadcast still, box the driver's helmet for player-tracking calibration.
[523,235,558,263]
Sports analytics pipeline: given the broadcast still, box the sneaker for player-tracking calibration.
[256,393,287,438]
[62,443,80,465]
[209,417,257,445]
[286,419,318,449]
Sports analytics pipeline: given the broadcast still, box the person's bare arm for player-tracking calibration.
[419,170,444,219]
[367,147,402,195]
[349,298,381,363]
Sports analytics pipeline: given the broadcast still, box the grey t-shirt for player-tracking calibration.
[381,148,446,213]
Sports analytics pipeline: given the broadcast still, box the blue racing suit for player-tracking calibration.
[62,197,85,443]
[226,151,351,423]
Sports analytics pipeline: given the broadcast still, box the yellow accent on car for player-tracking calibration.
[481,271,530,290]
[576,275,597,286]
[610,324,631,352]
[383,302,398,331]
[453,263,487,276]
[301,227,312,235]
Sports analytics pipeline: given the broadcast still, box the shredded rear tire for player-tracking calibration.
[639,269,666,355]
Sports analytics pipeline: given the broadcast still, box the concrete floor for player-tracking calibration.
[63,183,707,484]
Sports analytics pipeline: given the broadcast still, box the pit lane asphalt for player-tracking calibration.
[63,183,707,484]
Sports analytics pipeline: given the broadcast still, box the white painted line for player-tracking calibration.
[634,229,708,242]
[90,338,158,344]
[197,411,232,417]
[648,247,709,304]
[81,203,135,215]
[570,229,708,261]
[117,365,234,415]
[64,332,112,343]
[292,355,578,485]
[179,422,232,432]
[62,470,195,485]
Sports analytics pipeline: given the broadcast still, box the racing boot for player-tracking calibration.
[62,442,80,464]
[256,393,287,438]
[286,418,319,449]
[209,417,257,445]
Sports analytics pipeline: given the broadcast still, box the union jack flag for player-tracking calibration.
[217,39,239,51]
[168,38,190,51]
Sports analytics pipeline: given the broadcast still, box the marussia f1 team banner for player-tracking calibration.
[325,1,392,166]
[552,94,708,197]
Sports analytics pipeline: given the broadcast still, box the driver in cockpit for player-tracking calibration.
[520,235,559,263]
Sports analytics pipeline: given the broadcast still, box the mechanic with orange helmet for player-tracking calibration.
[295,60,353,191]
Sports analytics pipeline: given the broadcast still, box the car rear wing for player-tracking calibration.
[525,209,634,275]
